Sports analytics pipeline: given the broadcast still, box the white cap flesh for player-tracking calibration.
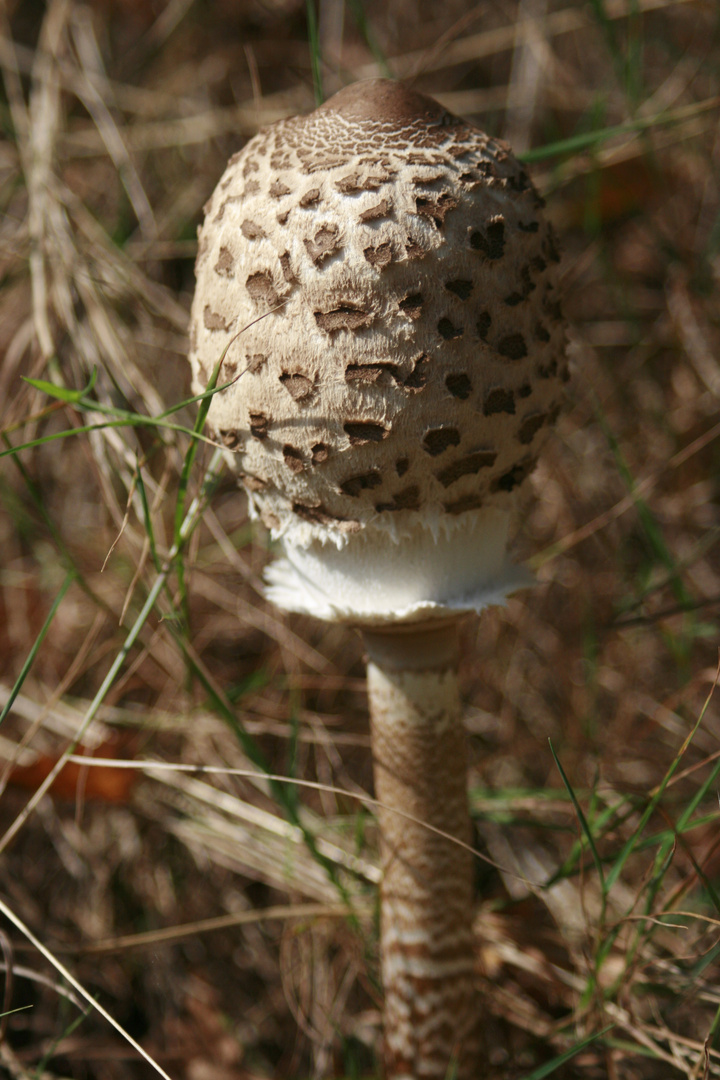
[265,507,533,624]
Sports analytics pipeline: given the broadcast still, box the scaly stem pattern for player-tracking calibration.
[363,621,480,1080]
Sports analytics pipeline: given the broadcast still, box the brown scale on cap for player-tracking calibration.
[189,79,566,541]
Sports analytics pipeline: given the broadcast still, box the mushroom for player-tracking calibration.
[189,79,566,1079]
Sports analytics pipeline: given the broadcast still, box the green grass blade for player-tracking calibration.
[671,827,720,913]
[23,367,97,402]
[549,740,606,893]
[638,811,720,853]
[587,0,627,93]
[700,1002,720,1076]
[604,682,711,892]
[673,672,720,832]
[346,0,392,76]
[0,450,226,856]
[285,693,301,817]
[173,356,225,635]
[625,0,643,106]
[545,797,636,887]
[0,418,216,460]
[0,1004,33,1017]
[156,377,240,419]
[34,1002,92,1078]
[518,1026,612,1079]
[520,98,719,164]
[174,357,223,548]
[306,0,323,104]
[0,570,76,727]
[675,756,720,833]
[170,632,354,899]
[593,397,692,611]
[135,463,162,573]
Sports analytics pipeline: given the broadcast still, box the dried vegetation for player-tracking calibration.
[1,0,720,1077]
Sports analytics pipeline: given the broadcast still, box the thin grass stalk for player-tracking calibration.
[0,895,173,1080]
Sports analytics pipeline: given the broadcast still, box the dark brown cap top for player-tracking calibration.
[317,79,452,129]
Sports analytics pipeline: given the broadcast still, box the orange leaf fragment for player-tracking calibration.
[7,737,136,804]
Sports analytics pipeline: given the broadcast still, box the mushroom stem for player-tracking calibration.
[362,620,480,1080]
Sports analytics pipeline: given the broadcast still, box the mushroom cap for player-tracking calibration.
[189,79,566,623]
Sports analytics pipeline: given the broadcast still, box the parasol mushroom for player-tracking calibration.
[189,78,566,1079]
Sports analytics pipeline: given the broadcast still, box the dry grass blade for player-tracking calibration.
[76,902,363,954]
[356,0,696,80]
[0,895,174,1079]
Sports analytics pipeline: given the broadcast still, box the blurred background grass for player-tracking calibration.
[1,0,720,1076]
